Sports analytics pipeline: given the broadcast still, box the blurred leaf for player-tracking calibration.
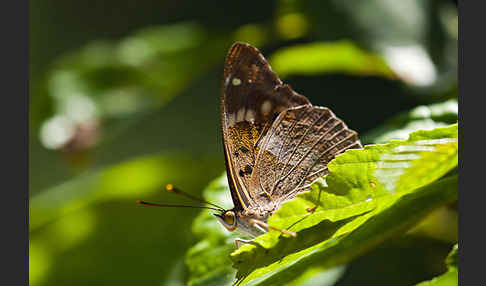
[414,244,458,286]
[300,0,457,92]
[445,244,458,270]
[230,124,457,285]
[414,271,457,286]
[185,175,238,286]
[330,0,427,46]
[284,265,346,286]
[35,22,229,152]
[29,152,223,286]
[270,41,394,79]
[407,205,458,243]
[362,99,458,144]
[233,24,270,49]
[30,152,222,231]
[51,22,211,107]
[275,13,310,40]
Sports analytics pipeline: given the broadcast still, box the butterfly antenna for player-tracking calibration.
[136,200,222,212]
[164,184,225,211]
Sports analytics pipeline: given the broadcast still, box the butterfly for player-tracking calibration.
[212,42,362,246]
[137,42,362,248]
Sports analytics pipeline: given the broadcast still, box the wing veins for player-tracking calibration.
[271,118,341,195]
[271,108,308,185]
[293,132,359,191]
[271,110,331,194]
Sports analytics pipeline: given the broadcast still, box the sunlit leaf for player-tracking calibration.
[185,124,458,285]
[269,41,394,79]
[230,124,457,285]
[235,176,457,286]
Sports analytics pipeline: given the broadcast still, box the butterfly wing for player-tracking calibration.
[221,42,310,210]
[250,105,362,206]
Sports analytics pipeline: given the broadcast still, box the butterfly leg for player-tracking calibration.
[250,219,297,237]
[235,238,257,249]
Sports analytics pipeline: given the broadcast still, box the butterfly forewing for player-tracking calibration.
[250,105,362,206]
[221,42,310,210]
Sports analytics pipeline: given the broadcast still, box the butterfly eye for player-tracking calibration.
[224,211,236,226]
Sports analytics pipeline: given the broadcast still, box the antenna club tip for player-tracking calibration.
[136,200,144,205]
[165,184,174,191]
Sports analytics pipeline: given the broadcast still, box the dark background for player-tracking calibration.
[29,1,458,285]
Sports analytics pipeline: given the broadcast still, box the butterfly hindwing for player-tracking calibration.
[250,105,362,205]
[221,42,310,210]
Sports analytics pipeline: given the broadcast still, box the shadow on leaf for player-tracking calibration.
[233,213,367,280]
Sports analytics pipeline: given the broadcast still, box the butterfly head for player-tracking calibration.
[214,210,238,231]
[214,208,273,238]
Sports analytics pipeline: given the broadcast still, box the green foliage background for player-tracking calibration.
[30,1,458,285]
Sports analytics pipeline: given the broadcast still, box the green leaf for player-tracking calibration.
[29,152,223,286]
[40,23,212,121]
[269,41,395,79]
[414,271,458,286]
[415,244,458,286]
[362,99,458,144]
[34,22,230,152]
[185,175,238,286]
[185,178,348,286]
[230,124,458,285]
[236,175,457,286]
[445,244,458,270]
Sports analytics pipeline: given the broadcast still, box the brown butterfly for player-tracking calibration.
[212,42,362,246]
[137,42,362,248]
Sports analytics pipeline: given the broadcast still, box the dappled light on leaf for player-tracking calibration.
[270,41,394,79]
[234,176,457,285]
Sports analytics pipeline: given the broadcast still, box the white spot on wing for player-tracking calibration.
[261,100,272,116]
[236,108,245,122]
[225,74,231,88]
[245,109,255,123]
[227,113,235,126]
[232,78,242,86]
